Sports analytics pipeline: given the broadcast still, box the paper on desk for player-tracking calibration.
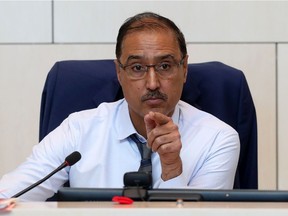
[0,198,17,211]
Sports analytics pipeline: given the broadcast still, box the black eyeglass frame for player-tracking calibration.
[117,56,185,80]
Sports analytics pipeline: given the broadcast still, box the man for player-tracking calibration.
[0,12,240,201]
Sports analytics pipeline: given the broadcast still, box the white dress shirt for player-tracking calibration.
[0,99,240,201]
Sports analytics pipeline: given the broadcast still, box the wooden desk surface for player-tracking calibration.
[2,201,288,216]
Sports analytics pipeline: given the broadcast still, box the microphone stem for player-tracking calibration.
[11,162,67,198]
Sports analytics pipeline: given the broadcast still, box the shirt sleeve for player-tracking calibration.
[0,117,78,201]
[188,129,240,189]
[154,128,240,189]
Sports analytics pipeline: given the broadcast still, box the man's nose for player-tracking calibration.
[145,67,160,90]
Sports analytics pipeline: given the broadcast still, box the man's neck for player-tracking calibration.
[132,118,147,139]
[128,110,147,139]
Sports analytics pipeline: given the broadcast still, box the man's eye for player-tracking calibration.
[158,63,171,71]
[131,64,145,72]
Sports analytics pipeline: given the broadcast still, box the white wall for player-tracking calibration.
[278,44,288,189]
[1,1,288,190]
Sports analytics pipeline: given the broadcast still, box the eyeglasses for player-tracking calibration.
[117,57,185,80]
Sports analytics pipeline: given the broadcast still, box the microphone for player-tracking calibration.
[123,171,152,200]
[11,151,81,198]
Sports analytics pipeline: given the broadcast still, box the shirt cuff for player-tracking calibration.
[154,172,187,188]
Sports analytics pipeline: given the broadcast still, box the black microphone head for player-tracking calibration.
[65,151,81,166]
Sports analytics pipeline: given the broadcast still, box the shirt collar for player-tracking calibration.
[115,100,137,141]
[115,99,180,141]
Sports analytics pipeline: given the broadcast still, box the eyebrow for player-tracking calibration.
[125,54,177,64]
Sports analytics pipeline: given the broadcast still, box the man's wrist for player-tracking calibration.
[161,158,183,181]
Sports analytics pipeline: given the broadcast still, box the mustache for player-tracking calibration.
[141,90,168,101]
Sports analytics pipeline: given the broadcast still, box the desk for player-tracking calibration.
[2,202,288,216]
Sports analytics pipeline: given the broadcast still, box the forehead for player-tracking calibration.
[120,29,181,62]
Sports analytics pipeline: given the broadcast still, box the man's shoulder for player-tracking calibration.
[68,99,124,121]
[178,100,237,133]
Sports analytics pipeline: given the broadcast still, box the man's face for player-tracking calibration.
[115,30,188,124]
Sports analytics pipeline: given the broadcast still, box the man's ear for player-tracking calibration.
[114,59,122,86]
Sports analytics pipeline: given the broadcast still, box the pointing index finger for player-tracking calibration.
[149,112,171,126]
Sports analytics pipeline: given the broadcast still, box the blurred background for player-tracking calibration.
[0,0,288,190]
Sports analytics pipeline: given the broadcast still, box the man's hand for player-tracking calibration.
[144,111,182,181]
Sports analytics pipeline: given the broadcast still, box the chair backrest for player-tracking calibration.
[39,59,258,189]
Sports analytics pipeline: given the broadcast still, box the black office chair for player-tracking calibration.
[39,59,258,189]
